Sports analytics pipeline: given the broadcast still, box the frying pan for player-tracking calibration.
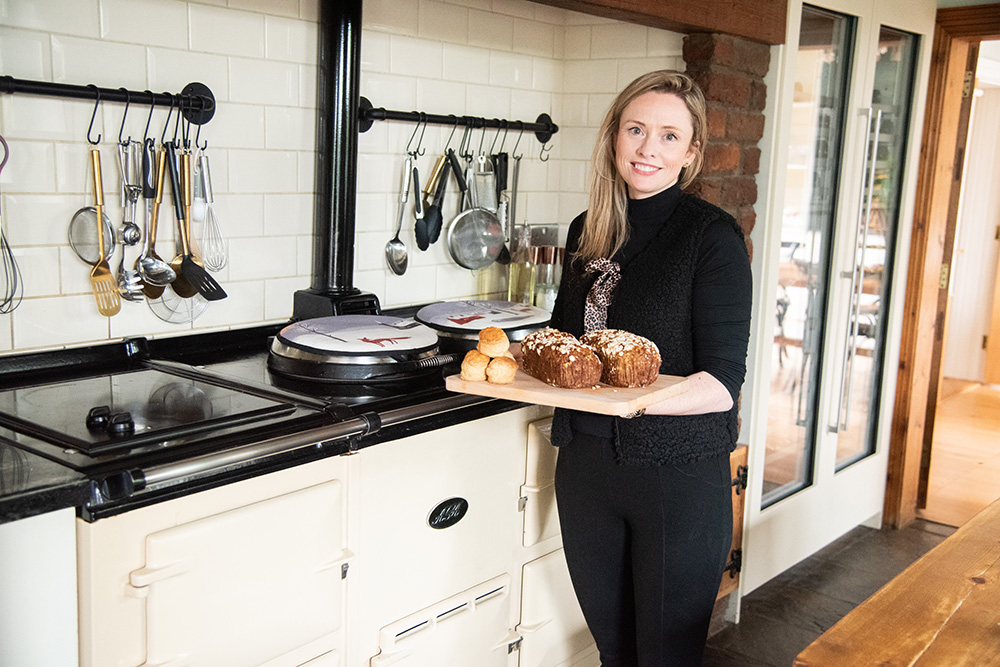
[446,155,504,270]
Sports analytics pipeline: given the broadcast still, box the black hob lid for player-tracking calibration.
[0,368,295,456]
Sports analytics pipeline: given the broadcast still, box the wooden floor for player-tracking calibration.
[918,380,1000,527]
[704,519,955,666]
[704,380,998,665]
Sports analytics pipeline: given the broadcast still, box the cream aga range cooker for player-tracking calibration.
[0,308,598,667]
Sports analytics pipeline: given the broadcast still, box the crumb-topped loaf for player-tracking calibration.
[521,327,603,388]
[581,329,661,387]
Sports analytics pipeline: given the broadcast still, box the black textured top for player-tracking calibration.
[548,186,753,463]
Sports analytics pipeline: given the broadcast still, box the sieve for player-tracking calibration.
[68,206,117,266]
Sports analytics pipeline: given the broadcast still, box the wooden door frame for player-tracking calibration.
[883,4,1000,529]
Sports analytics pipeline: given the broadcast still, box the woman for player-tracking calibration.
[548,70,752,666]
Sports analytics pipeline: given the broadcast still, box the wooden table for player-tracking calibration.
[794,498,1000,666]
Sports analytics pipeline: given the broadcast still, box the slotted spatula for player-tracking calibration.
[88,148,121,316]
[177,150,227,301]
[164,144,226,301]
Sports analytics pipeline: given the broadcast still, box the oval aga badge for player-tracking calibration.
[427,497,469,529]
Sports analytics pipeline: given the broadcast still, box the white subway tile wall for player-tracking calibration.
[0,0,683,354]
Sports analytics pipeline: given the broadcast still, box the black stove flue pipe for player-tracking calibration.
[292,0,380,320]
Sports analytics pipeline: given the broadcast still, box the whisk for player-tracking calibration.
[0,134,23,314]
[196,150,228,272]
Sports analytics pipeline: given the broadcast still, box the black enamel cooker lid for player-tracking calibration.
[414,300,550,339]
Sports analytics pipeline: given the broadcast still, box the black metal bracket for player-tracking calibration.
[732,464,749,495]
[725,549,743,578]
[0,76,216,125]
[358,96,557,145]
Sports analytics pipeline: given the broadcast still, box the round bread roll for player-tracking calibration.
[581,329,661,387]
[477,326,510,357]
[460,349,490,381]
[486,355,518,384]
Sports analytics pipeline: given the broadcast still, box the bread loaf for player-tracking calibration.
[521,328,602,388]
[581,329,661,387]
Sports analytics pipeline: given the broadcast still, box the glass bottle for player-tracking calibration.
[507,224,535,304]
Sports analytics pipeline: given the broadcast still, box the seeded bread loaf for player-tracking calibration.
[580,329,661,388]
[521,328,603,388]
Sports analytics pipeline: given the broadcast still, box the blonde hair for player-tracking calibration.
[576,70,707,263]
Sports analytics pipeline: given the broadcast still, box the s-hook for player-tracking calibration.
[458,122,474,160]
[512,121,525,160]
[161,94,176,145]
[490,120,508,155]
[87,84,102,145]
[539,140,553,162]
[142,90,156,144]
[171,96,182,145]
[181,111,192,150]
[117,87,131,144]
[195,97,209,151]
[405,113,427,157]
[444,116,459,152]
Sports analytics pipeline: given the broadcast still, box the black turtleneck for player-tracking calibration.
[613,184,685,269]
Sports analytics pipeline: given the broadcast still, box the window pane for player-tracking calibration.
[764,6,855,506]
[834,26,918,469]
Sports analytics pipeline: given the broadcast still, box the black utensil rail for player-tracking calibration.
[358,96,559,145]
[0,76,216,126]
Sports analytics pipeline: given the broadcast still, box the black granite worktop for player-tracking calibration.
[0,431,92,524]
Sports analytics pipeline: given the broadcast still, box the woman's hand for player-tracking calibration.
[643,371,733,416]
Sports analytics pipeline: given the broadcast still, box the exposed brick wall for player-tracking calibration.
[683,33,770,260]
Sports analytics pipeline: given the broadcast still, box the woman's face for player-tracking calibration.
[614,91,698,199]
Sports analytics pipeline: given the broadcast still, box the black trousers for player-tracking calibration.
[554,432,733,667]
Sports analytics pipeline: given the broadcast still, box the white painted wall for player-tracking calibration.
[0,0,686,354]
[944,84,1000,382]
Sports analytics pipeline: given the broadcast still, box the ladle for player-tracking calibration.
[385,156,412,276]
[136,145,175,297]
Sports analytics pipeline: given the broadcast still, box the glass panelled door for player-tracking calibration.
[764,7,919,506]
[765,5,856,505]
[745,0,933,593]
[834,27,918,468]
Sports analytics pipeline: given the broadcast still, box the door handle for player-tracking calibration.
[831,108,881,433]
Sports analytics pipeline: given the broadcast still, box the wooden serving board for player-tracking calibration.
[445,368,688,416]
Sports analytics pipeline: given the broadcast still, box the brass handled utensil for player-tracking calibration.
[136,146,175,298]
[165,142,199,299]
[88,148,121,316]
[174,149,227,301]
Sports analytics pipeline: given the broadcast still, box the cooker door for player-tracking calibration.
[352,410,526,662]
[126,481,350,666]
[518,550,597,667]
[371,575,514,666]
[521,418,560,547]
